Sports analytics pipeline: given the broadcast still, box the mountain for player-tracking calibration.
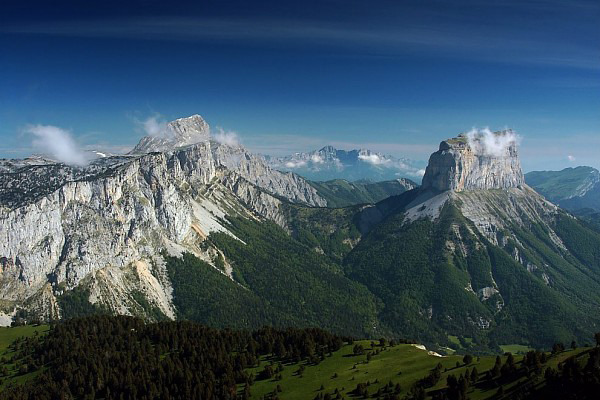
[308,178,418,208]
[420,132,524,191]
[525,166,600,215]
[129,114,211,154]
[340,131,600,349]
[267,145,426,182]
[3,120,600,353]
[1,115,371,327]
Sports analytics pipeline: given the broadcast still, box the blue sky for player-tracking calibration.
[1,0,599,171]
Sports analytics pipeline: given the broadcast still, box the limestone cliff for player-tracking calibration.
[403,130,558,245]
[421,130,525,192]
[130,114,210,154]
[0,115,325,323]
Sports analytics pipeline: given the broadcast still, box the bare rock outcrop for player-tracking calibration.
[0,114,326,323]
[130,114,210,154]
[421,130,525,192]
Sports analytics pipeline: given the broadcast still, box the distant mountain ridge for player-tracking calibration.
[525,166,600,214]
[267,145,426,182]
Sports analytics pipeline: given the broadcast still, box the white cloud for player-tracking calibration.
[136,115,169,137]
[395,167,426,179]
[213,127,241,147]
[466,127,521,157]
[310,154,324,164]
[26,124,89,166]
[358,153,390,165]
[284,160,307,168]
[567,155,576,162]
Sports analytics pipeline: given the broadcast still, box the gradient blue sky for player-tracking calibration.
[1,0,599,171]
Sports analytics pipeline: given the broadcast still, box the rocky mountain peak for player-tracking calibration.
[421,129,524,192]
[130,114,211,154]
[319,145,337,154]
[167,114,210,142]
[0,113,328,323]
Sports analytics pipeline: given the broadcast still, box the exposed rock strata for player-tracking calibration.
[421,131,525,192]
[0,115,325,323]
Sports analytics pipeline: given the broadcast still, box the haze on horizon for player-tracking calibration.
[1,0,598,172]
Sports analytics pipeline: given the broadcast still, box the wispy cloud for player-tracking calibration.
[3,15,598,70]
[284,160,307,168]
[25,124,89,165]
[310,154,324,164]
[135,114,169,137]
[212,127,241,147]
[531,77,600,89]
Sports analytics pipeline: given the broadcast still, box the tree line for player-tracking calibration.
[1,315,346,400]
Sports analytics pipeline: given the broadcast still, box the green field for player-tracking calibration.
[499,344,534,355]
[447,335,474,351]
[0,324,593,399]
[0,324,49,389]
[0,325,48,353]
[244,340,590,400]
[246,341,499,399]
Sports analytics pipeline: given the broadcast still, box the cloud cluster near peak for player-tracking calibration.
[141,115,168,137]
[136,114,241,147]
[25,124,89,166]
[358,152,424,176]
[135,115,169,138]
[466,127,521,157]
[358,153,390,165]
[285,160,308,168]
[311,154,324,164]
[212,127,241,147]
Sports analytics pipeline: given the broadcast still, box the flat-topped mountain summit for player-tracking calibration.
[421,130,525,192]
[343,128,600,349]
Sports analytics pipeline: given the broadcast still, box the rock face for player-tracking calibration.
[400,130,566,315]
[348,129,600,348]
[421,131,525,192]
[130,115,210,154]
[402,130,556,245]
[0,115,325,323]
